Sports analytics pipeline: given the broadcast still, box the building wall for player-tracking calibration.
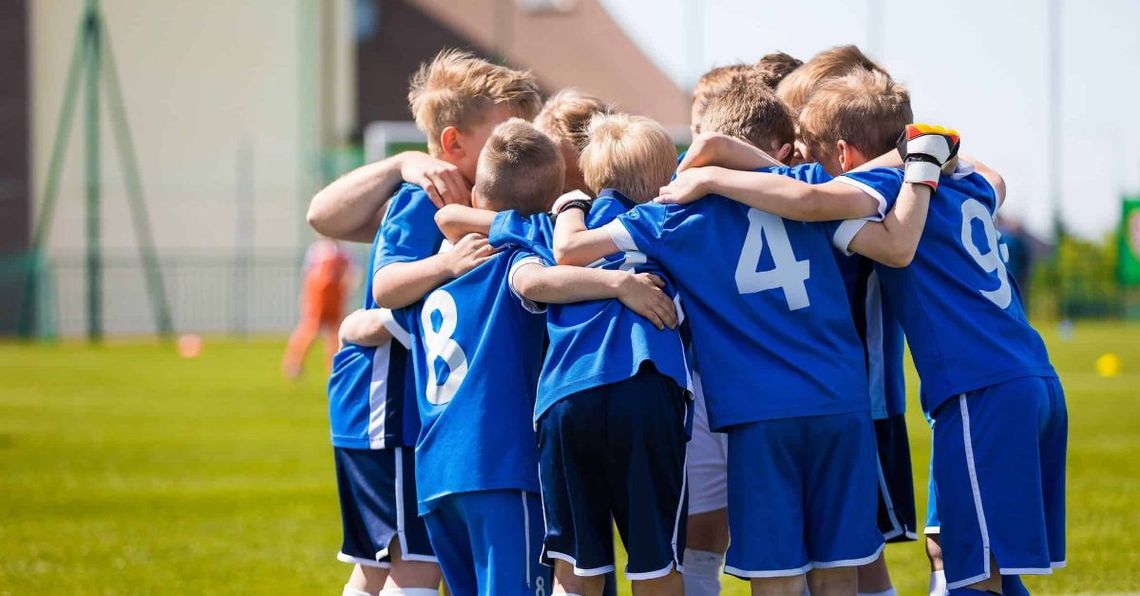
[29,1,351,335]
[31,1,312,257]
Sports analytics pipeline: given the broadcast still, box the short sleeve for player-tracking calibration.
[373,185,444,273]
[377,308,411,349]
[605,203,670,258]
[507,249,547,314]
[489,211,555,264]
[824,168,906,255]
[761,162,834,184]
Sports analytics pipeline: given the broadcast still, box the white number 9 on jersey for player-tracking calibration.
[421,289,469,405]
[735,209,812,310]
[960,198,1012,309]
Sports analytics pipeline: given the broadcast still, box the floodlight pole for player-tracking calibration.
[1047,0,1065,318]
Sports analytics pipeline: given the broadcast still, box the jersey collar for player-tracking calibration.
[597,188,638,210]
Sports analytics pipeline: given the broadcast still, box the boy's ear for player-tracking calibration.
[439,126,464,160]
[836,140,851,172]
[774,142,793,164]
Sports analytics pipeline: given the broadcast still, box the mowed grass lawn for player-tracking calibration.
[2,322,1138,594]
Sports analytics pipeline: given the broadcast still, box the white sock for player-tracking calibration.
[343,586,373,596]
[377,589,438,596]
[682,548,724,596]
[929,570,947,596]
[860,589,898,596]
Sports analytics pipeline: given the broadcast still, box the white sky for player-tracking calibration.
[597,0,1140,240]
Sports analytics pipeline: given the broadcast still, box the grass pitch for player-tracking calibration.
[1,321,1138,594]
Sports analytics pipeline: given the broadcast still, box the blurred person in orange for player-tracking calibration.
[282,237,358,379]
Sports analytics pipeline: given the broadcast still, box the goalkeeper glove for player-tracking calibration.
[897,124,960,190]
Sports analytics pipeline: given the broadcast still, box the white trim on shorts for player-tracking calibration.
[390,447,439,564]
[544,550,615,577]
[811,542,885,569]
[668,401,690,574]
[945,395,995,591]
[724,562,813,579]
[522,491,533,588]
[1000,566,1055,576]
[626,562,681,581]
[876,451,906,541]
[924,525,941,535]
[337,552,391,569]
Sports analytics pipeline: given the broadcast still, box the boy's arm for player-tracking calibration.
[372,233,494,309]
[844,182,932,267]
[551,206,622,266]
[960,153,1007,207]
[307,152,471,243]
[510,262,678,330]
[841,125,962,267]
[677,132,785,173]
[338,309,393,347]
[658,166,881,222]
[435,204,496,244]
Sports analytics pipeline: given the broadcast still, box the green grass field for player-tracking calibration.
[2,321,1138,594]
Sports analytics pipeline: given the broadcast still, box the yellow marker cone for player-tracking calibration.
[1095,353,1121,378]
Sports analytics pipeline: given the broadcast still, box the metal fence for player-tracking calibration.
[1,248,369,338]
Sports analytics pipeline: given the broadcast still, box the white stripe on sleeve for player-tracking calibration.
[603,219,639,252]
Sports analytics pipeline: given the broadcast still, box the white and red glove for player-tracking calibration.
[896,124,960,190]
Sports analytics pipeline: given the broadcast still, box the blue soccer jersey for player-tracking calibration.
[489,190,691,423]
[602,194,869,430]
[766,163,908,418]
[392,249,547,515]
[834,164,1056,415]
[375,182,445,269]
[327,222,419,449]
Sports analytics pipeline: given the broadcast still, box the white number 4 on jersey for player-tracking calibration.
[735,209,812,310]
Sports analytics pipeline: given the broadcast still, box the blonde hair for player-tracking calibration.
[579,113,677,204]
[474,119,565,215]
[534,89,614,153]
[754,52,803,89]
[701,73,795,151]
[797,69,912,161]
[408,49,542,152]
[692,63,753,122]
[776,45,889,114]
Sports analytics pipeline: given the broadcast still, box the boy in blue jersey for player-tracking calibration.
[431,113,690,596]
[518,114,694,595]
[326,254,440,596]
[390,119,677,596]
[662,71,1066,594]
[551,91,897,596]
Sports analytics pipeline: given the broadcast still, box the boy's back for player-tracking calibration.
[393,247,545,512]
[607,194,868,428]
[841,165,1055,414]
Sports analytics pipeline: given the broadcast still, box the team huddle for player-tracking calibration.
[308,46,1067,596]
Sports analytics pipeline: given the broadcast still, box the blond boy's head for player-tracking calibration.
[754,52,803,89]
[534,89,614,194]
[579,113,677,204]
[408,49,542,182]
[473,119,565,216]
[797,69,912,175]
[775,45,889,114]
[691,63,753,132]
[700,73,796,162]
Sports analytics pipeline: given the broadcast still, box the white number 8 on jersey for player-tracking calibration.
[421,289,469,405]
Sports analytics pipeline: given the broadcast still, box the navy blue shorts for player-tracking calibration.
[537,367,689,579]
[931,376,1067,590]
[423,490,550,596]
[874,414,917,542]
[724,411,884,578]
[333,446,436,567]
